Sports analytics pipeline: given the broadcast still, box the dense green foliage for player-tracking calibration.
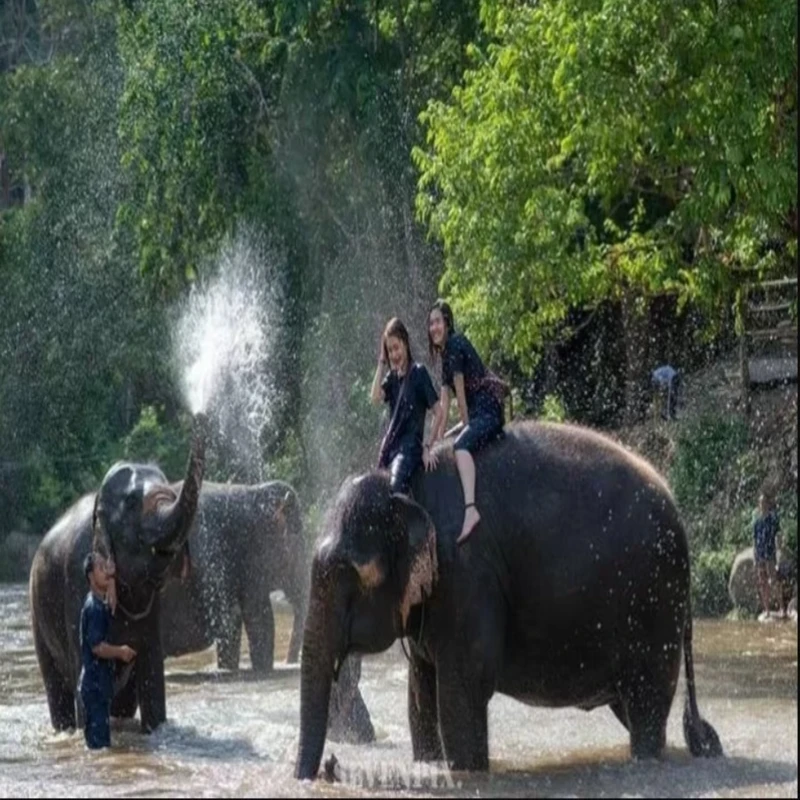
[415,0,797,368]
[1,0,797,611]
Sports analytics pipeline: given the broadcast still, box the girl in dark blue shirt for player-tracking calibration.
[371,317,444,495]
[427,300,505,544]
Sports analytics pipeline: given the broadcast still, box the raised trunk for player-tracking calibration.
[158,415,207,550]
[294,565,339,780]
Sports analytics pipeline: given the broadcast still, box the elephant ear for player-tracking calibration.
[391,494,438,630]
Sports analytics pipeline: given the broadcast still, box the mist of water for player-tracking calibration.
[174,227,286,481]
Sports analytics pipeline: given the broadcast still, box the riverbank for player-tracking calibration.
[613,355,797,616]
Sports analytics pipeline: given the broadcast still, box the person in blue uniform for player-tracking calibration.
[371,317,444,495]
[427,300,505,544]
[753,491,783,620]
[79,552,137,750]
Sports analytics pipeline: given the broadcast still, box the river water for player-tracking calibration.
[0,583,796,797]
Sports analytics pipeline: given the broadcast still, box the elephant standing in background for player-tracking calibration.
[295,420,722,779]
[155,480,375,744]
[158,480,309,673]
[29,414,208,734]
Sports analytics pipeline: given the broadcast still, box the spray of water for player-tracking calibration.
[174,227,285,481]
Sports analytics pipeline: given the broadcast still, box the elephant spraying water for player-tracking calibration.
[295,419,722,778]
[29,414,209,734]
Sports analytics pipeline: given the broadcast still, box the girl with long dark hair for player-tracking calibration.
[426,300,505,543]
[370,317,444,495]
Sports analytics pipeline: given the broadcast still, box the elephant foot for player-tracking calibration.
[140,716,165,735]
[250,663,274,679]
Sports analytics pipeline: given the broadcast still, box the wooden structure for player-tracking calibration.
[738,276,798,412]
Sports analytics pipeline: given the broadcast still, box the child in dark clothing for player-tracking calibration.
[79,552,136,749]
[371,317,444,495]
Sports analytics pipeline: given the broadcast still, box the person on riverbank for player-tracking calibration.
[426,300,506,544]
[371,317,443,495]
[79,552,136,750]
[651,364,682,421]
[753,492,783,621]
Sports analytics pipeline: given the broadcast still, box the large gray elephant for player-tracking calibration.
[29,414,207,734]
[109,479,376,746]
[157,480,309,673]
[295,420,722,779]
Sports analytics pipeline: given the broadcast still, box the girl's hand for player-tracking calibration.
[377,337,386,365]
[423,446,438,471]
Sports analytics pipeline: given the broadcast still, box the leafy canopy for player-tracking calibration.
[415,0,797,370]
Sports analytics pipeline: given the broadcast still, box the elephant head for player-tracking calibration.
[295,472,437,780]
[92,413,209,618]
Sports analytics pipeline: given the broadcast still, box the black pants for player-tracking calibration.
[387,450,418,495]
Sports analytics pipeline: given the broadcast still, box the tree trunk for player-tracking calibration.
[621,291,651,425]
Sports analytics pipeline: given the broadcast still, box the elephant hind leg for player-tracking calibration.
[34,628,75,731]
[619,667,675,760]
[241,590,275,675]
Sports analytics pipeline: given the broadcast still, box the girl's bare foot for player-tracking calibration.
[457,504,481,545]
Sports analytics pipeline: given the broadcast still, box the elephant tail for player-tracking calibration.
[681,605,723,757]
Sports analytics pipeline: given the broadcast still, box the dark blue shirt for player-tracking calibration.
[381,362,439,459]
[753,510,780,561]
[441,332,492,412]
[78,591,114,696]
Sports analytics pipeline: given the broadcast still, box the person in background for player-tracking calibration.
[651,364,682,421]
[370,317,443,495]
[79,552,136,750]
[753,491,783,621]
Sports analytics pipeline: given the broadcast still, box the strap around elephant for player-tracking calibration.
[116,589,157,622]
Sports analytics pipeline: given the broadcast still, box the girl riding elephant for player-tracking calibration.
[370,317,444,495]
[427,299,507,544]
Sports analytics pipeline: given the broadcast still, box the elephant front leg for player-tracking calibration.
[111,664,139,719]
[136,643,167,733]
[216,604,242,671]
[408,655,443,762]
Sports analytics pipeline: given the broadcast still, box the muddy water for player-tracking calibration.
[0,583,796,797]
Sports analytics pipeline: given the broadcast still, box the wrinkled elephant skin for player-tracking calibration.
[295,420,722,779]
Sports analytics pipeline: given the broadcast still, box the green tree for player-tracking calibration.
[415,0,797,384]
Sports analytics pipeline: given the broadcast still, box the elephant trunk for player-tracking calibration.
[157,413,208,552]
[294,562,340,780]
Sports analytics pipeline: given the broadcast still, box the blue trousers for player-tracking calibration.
[81,688,111,749]
[453,402,504,454]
